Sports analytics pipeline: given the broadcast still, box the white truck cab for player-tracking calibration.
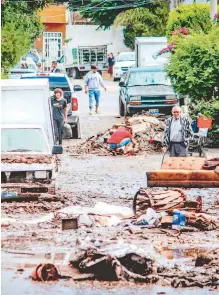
[113,52,135,81]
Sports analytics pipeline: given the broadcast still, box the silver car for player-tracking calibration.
[8,63,37,79]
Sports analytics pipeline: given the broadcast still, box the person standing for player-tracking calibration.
[51,88,67,145]
[107,53,115,78]
[162,106,193,157]
[84,65,106,115]
[51,61,61,73]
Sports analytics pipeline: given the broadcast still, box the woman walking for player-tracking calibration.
[107,53,115,79]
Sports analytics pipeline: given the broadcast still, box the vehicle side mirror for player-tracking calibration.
[119,81,125,87]
[74,85,82,92]
[52,145,63,154]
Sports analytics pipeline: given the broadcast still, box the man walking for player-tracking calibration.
[163,106,193,157]
[51,61,61,73]
[84,65,106,115]
[51,88,67,145]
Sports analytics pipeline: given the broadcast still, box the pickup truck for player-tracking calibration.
[1,79,62,200]
[119,65,179,116]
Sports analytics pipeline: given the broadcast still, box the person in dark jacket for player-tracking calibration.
[51,88,67,145]
[51,61,61,73]
[162,106,193,157]
[107,53,115,78]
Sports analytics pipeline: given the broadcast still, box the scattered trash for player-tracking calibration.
[62,218,78,230]
[69,239,219,287]
[172,209,186,230]
[133,188,188,216]
[1,154,53,164]
[31,263,60,281]
[63,123,72,138]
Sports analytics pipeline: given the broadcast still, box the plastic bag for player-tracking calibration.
[63,123,72,138]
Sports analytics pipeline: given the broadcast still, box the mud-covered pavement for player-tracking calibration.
[1,79,219,294]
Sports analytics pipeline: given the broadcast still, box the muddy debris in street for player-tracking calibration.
[68,238,219,288]
[66,113,166,156]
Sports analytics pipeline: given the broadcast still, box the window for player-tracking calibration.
[21,76,70,91]
[2,128,49,153]
[128,70,171,87]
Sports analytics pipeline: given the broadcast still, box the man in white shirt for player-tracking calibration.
[84,65,106,115]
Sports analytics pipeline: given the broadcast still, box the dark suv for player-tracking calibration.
[21,73,82,138]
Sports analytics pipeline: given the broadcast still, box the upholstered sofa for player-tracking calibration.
[147,157,219,188]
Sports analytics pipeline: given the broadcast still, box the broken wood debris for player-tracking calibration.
[66,113,165,156]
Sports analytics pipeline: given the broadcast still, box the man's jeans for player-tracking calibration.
[53,119,64,144]
[89,89,100,109]
[109,138,131,149]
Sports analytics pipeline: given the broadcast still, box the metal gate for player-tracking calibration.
[43,32,62,71]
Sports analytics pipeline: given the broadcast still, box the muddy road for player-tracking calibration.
[1,79,219,294]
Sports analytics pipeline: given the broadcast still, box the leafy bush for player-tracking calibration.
[166,3,218,39]
[166,28,219,102]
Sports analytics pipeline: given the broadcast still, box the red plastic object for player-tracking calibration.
[197,117,213,129]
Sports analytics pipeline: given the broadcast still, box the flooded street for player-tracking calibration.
[1,79,219,294]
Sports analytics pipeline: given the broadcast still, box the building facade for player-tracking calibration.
[34,5,67,70]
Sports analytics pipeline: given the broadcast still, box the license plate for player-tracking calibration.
[1,192,18,198]
[149,109,159,114]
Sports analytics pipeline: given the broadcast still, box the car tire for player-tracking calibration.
[72,67,80,79]
[119,97,125,116]
[179,96,185,106]
[113,78,119,82]
[72,120,82,139]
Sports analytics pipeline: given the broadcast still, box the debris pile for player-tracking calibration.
[66,113,166,156]
[1,154,52,164]
[68,239,219,287]
[133,188,216,231]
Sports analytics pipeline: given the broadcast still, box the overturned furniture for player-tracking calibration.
[133,188,202,217]
[146,157,219,188]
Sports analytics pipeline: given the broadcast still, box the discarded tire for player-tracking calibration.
[31,263,60,281]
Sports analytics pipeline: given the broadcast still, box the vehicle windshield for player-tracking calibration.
[128,70,171,87]
[118,53,135,62]
[12,64,36,70]
[1,128,49,153]
[21,76,71,91]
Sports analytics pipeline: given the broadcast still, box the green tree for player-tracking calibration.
[68,0,163,28]
[114,3,169,49]
[166,27,219,102]
[1,1,43,77]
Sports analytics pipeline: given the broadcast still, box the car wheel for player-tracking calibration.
[72,121,82,139]
[72,67,80,79]
[119,97,125,116]
[180,97,185,106]
[113,78,119,82]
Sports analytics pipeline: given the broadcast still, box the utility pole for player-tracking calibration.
[210,0,217,19]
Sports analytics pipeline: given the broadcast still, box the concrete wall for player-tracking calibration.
[66,25,131,56]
